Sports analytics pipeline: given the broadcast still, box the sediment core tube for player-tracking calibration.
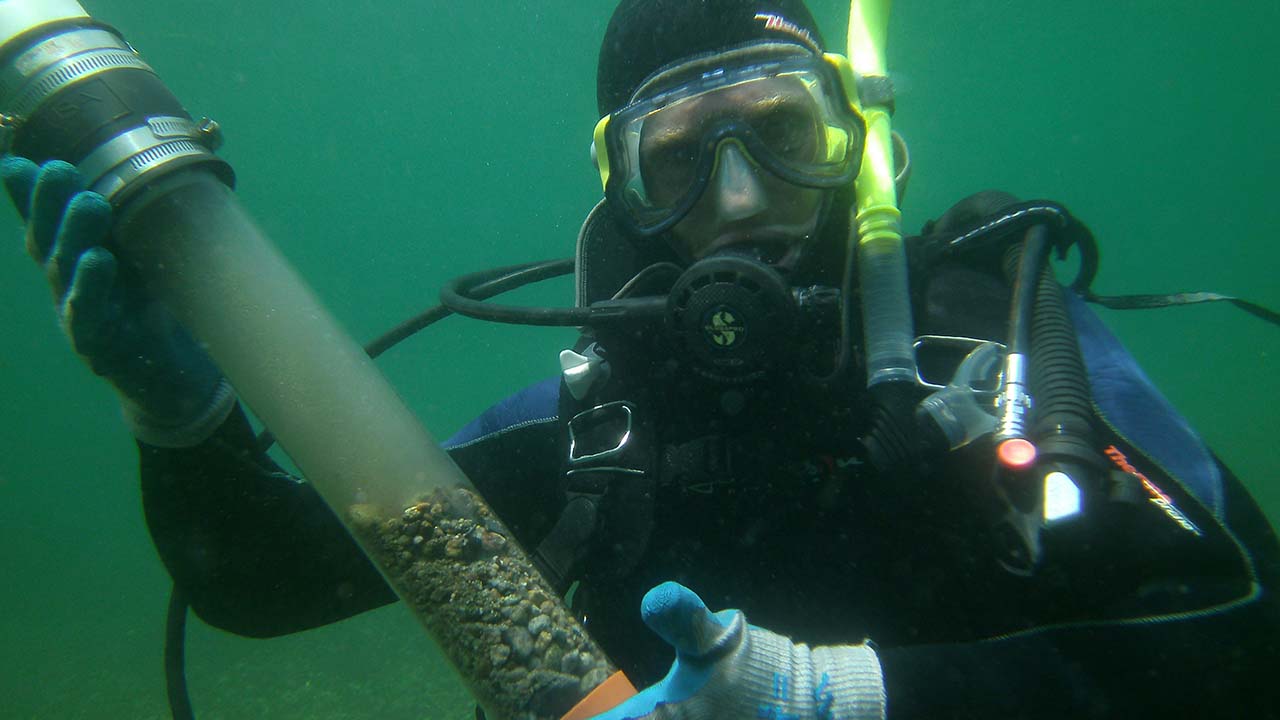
[116,171,617,720]
[118,172,457,514]
[2,2,618,713]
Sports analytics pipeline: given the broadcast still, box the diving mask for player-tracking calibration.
[593,49,866,238]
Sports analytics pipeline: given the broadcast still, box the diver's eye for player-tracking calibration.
[751,107,820,163]
[641,137,701,204]
[656,137,699,167]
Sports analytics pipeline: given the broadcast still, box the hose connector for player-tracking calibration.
[994,352,1037,469]
[0,2,232,206]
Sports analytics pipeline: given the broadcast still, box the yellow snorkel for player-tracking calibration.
[847,0,917,388]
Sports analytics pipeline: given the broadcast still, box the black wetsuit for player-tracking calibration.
[137,246,1280,718]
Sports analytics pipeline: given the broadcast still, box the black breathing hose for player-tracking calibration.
[439,259,667,327]
[1001,228,1096,454]
[1006,226,1051,358]
[1028,256,1096,450]
[993,225,1104,575]
[440,259,585,326]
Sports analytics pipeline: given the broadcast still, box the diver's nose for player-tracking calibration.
[708,144,768,223]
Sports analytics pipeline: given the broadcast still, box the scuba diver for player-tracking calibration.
[5,0,1280,717]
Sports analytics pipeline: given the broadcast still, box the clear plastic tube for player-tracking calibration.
[115,170,615,720]
[2,1,615,714]
[117,171,458,514]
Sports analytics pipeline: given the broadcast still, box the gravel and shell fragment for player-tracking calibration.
[349,486,614,720]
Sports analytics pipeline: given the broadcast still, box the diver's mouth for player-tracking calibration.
[702,232,805,268]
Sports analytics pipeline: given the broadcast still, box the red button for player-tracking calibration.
[997,438,1038,469]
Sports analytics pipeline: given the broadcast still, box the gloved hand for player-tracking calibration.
[592,582,886,720]
[3,157,234,447]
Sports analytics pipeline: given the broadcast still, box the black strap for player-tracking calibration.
[1084,290,1280,327]
[532,494,601,591]
[165,583,194,720]
[917,197,1280,331]
[916,200,1100,293]
[856,74,896,115]
[538,388,657,590]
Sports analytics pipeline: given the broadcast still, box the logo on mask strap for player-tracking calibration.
[753,13,821,54]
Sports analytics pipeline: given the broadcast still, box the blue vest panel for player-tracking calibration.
[1066,290,1224,518]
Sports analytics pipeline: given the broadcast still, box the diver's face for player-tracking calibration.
[668,145,827,268]
[640,77,831,267]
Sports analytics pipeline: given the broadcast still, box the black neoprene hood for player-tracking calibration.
[596,0,826,116]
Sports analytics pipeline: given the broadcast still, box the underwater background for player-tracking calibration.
[1,1,1276,718]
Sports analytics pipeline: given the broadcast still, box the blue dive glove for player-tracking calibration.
[593,582,885,720]
[3,157,233,447]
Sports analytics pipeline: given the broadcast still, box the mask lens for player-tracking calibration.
[637,75,824,207]
[637,124,702,209]
[604,56,864,236]
[743,79,824,164]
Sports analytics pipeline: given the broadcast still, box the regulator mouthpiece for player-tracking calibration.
[0,0,232,205]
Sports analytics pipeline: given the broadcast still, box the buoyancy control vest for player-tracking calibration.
[527,193,1241,593]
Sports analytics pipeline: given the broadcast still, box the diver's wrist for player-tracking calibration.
[735,619,886,720]
[121,376,236,448]
[812,643,887,720]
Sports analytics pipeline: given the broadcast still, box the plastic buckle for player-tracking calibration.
[913,335,1005,390]
[568,401,635,465]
